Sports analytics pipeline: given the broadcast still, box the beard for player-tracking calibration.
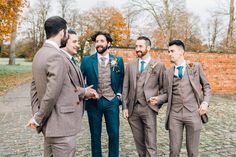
[60,30,69,48]
[96,45,108,54]
[136,50,147,58]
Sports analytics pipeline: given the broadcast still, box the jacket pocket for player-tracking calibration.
[60,106,75,113]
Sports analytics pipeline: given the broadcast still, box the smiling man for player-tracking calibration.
[80,31,124,157]
[122,36,166,157]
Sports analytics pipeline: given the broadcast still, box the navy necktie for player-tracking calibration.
[177,66,184,78]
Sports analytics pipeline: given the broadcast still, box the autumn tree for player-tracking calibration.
[207,15,223,52]
[0,0,25,64]
[127,0,204,50]
[58,0,74,19]
[76,7,130,58]
[20,0,50,59]
[210,0,236,52]
[0,0,25,39]
[127,0,186,47]
[226,0,234,48]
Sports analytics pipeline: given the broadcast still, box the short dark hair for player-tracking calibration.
[91,31,113,43]
[60,29,77,48]
[68,29,77,35]
[44,16,67,39]
[137,36,151,47]
[168,40,185,51]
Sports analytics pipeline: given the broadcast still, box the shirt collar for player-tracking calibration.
[45,40,60,51]
[175,60,186,69]
[97,53,109,61]
[61,49,73,60]
[139,54,151,64]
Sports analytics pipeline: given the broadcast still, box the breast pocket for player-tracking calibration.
[60,106,76,113]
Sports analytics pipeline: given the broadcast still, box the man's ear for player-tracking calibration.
[59,29,64,38]
[147,45,151,51]
[181,49,185,55]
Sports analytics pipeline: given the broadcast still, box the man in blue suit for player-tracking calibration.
[80,31,124,157]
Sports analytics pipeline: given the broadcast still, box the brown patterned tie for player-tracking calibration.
[100,57,106,67]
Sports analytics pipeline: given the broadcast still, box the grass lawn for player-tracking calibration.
[0,58,32,95]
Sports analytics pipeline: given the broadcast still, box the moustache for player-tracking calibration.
[96,45,104,49]
[136,51,143,53]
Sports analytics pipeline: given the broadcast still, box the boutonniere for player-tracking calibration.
[110,57,119,72]
[149,61,158,74]
[150,62,158,69]
[187,61,195,75]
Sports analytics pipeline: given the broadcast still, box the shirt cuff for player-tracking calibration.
[201,101,209,107]
[33,115,40,126]
[116,93,122,100]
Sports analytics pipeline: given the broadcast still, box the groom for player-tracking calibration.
[80,31,124,157]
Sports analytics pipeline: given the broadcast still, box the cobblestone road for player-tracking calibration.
[0,82,236,157]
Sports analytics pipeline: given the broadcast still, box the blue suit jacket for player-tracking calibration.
[80,52,125,111]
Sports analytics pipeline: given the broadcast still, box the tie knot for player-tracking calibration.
[177,66,183,70]
[100,57,106,62]
[71,56,77,64]
[177,66,184,78]
[141,60,145,64]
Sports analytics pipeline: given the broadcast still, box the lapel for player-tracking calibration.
[109,53,115,84]
[70,58,85,87]
[59,51,77,87]
[167,67,175,109]
[144,59,156,84]
[186,64,201,104]
[132,59,139,90]
[91,53,98,79]
[60,50,84,87]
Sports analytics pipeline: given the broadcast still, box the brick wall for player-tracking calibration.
[110,48,236,94]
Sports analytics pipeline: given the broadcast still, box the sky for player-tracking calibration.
[70,0,222,41]
[21,0,232,43]
[75,0,218,17]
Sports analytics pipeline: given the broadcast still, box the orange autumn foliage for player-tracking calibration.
[79,7,130,47]
[0,0,26,39]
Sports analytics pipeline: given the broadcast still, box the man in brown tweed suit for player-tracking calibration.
[26,17,96,157]
[150,40,211,157]
[122,36,166,157]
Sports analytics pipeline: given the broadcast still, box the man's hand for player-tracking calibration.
[26,117,38,129]
[85,85,99,99]
[149,96,158,106]
[199,102,208,115]
[123,109,129,120]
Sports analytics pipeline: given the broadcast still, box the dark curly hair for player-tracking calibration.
[91,31,113,43]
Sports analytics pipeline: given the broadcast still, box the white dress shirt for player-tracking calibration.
[97,53,109,66]
[138,54,151,72]
[174,60,186,77]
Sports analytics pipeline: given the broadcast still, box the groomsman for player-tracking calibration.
[150,40,211,157]
[80,31,124,157]
[122,36,166,157]
[27,17,95,157]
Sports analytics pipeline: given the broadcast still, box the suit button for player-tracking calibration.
[77,102,80,105]
[74,89,78,92]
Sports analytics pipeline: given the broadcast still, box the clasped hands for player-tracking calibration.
[84,85,99,99]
